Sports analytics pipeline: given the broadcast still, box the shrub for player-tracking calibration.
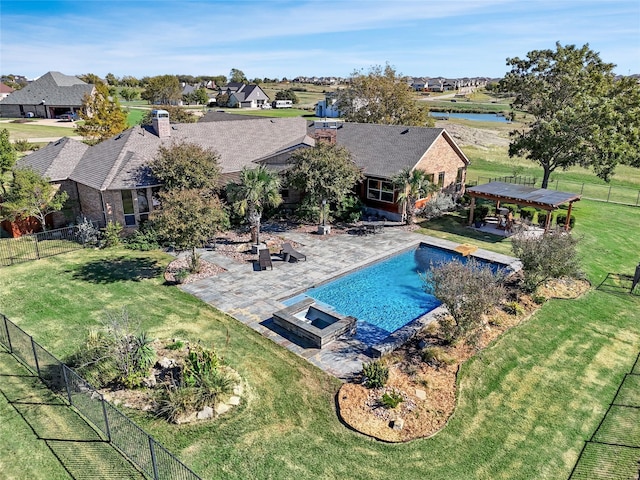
[13,139,39,152]
[125,223,159,251]
[511,231,582,293]
[174,269,190,284]
[333,194,362,223]
[381,390,404,409]
[362,360,389,388]
[195,368,236,408]
[103,221,123,247]
[537,211,548,227]
[184,344,220,387]
[532,294,547,305]
[422,193,456,220]
[423,259,506,346]
[166,340,184,350]
[155,387,197,423]
[501,203,518,213]
[473,204,489,222]
[503,301,525,316]
[519,207,536,222]
[555,213,576,229]
[76,215,100,246]
[421,346,455,367]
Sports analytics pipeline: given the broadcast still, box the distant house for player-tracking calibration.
[0,71,94,118]
[226,84,270,109]
[0,82,15,101]
[315,93,341,118]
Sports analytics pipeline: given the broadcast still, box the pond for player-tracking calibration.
[430,112,511,123]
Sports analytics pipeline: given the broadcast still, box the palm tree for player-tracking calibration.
[227,166,282,245]
[392,167,433,225]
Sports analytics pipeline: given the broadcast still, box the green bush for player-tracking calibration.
[184,344,220,387]
[421,346,455,367]
[362,360,389,388]
[537,211,548,227]
[555,213,576,229]
[381,390,404,409]
[503,301,525,316]
[502,203,518,213]
[174,269,190,284]
[166,340,184,350]
[333,195,362,224]
[519,207,536,221]
[103,221,123,247]
[155,387,197,423]
[125,223,160,251]
[13,139,39,152]
[473,204,489,222]
[532,294,547,305]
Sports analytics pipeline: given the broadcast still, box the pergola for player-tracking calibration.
[466,181,581,232]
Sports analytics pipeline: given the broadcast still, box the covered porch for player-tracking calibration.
[466,181,581,232]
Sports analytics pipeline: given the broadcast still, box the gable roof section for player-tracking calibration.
[1,71,94,106]
[67,117,310,191]
[17,137,88,182]
[324,123,468,178]
[240,84,268,101]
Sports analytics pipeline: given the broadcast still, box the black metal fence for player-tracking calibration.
[473,176,640,207]
[0,225,85,267]
[568,352,640,479]
[0,313,202,480]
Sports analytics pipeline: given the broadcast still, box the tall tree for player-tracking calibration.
[105,72,119,86]
[275,89,299,104]
[141,75,182,105]
[152,189,229,272]
[1,168,68,231]
[0,128,17,195]
[119,87,139,102]
[287,143,363,225]
[139,105,197,125]
[227,166,282,245]
[77,82,127,144]
[150,141,220,193]
[392,167,434,224]
[500,42,640,188]
[77,73,101,85]
[229,69,247,84]
[337,64,433,127]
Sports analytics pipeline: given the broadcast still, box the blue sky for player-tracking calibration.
[1,0,639,80]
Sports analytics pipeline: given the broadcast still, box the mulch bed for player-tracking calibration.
[336,277,591,442]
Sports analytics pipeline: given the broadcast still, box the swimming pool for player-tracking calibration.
[286,243,502,346]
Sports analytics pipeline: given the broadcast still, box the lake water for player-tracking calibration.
[430,112,510,123]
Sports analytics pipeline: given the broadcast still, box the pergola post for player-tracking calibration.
[468,197,476,225]
[565,202,574,232]
[544,209,552,232]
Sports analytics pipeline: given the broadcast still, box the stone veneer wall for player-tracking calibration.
[76,183,105,225]
[415,134,467,194]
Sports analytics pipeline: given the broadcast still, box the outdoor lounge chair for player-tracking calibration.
[258,248,273,270]
[281,242,306,262]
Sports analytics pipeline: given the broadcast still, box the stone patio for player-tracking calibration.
[180,226,519,380]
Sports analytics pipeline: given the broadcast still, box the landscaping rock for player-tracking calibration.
[227,395,241,406]
[233,384,244,396]
[197,406,214,420]
[415,388,427,401]
[392,418,405,430]
[142,374,157,388]
[158,357,174,369]
[215,403,231,416]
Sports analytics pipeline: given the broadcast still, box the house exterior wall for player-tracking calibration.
[414,135,467,196]
[50,179,80,228]
[76,183,106,225]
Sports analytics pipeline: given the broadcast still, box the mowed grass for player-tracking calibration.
[0,196,639,478]
[0,121,78,140]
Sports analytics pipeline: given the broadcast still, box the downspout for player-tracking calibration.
[100,191,108,227]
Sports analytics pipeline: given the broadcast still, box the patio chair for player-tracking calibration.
[281,242,306,262]
[258,248,273,270]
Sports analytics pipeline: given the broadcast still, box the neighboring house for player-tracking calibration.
[18,113,313,229]
[309,121,469,221]
[315,93,341,118]
[226,84,270,109]
[0,71,94,118]
[0,82,15,101]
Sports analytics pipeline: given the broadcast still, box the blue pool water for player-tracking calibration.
[430,112,510,123]
[287,244,501,346]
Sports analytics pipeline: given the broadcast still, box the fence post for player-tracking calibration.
[2,314,12,353]
[555,179,559,191]
[101,399,112,442]
[61,365,73,405]
[607,185,612,203]
[31,338,41,377]
[149,436,160,480]
[636,190,640,207]
[34,234,41,260]
[580,183,584,195]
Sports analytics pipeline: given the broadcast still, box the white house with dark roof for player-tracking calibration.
[0,72,94,119]
[226,84,270,109]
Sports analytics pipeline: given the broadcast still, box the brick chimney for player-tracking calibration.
[313,120,340,144]
[151,109,170,138]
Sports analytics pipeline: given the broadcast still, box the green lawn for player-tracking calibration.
[0,121,78,140]
[0,196,639,479]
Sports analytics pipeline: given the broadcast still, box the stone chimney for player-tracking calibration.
[313,119,340,144]
[151,109,170,138]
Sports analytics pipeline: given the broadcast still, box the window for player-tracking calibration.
[121,190,136,226]
[438,172,446,187]
[425,173,435,184]
[456,168,465,191]
[137,189,149,222]
[367,178,394,203]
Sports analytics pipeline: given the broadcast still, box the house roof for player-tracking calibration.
[16,137,88,182]
[1,71,94,106]
[0,82,15,94]
[199,111,267,122]
[313,122,469,178]
[21,117,311,191]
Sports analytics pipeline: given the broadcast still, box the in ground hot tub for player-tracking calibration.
[272,298,356,348]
